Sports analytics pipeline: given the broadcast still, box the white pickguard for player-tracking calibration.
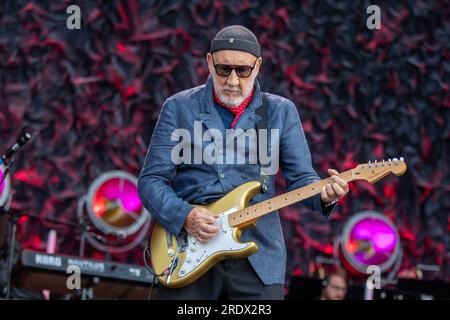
[178,206,251,277]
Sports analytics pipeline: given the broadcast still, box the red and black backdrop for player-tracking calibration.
[0,1,448,282]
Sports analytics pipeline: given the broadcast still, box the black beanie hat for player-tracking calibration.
[210,25,261,57]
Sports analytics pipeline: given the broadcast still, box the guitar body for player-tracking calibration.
[150,181,261,288]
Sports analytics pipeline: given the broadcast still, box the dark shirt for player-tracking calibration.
[215,101,235,129]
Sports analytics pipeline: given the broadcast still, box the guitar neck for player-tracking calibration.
[228,169,356,227]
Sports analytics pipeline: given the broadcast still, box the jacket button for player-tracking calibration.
[219,173,225,179]
[198,187,204,193]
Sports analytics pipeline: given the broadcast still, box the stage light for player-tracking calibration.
[77,170,151,253]
[337,211,402,276]
[0,163,11,208]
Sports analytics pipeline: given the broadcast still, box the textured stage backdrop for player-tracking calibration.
[0,1,448,281]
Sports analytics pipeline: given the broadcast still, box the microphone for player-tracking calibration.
[1,132,32,163]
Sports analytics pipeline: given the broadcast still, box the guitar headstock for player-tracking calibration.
[353,157,407,183]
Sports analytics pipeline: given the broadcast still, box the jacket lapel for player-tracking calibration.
[198,76,226,137]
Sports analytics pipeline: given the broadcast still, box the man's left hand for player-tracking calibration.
[320,168,349,204]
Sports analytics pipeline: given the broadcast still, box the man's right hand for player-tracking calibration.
[183,207,220,243]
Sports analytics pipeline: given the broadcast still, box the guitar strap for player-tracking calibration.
[256,92,269,193]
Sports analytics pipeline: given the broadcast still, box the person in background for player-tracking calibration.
[319,268,349,300]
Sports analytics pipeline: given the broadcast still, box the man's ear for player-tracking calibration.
[254,57,263,75]
[206,53,213,74]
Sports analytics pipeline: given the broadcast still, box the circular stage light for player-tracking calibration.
[86,171,149,237]
[338,211,401,276]
[79,170,151,253]
[0,163,11,208]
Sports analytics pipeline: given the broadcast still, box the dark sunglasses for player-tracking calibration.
[212,55,257,78]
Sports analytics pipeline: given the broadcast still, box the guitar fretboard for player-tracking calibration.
[228,170,355,227]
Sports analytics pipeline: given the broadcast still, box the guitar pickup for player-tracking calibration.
[219,206,238,233]
[219,215,228,233]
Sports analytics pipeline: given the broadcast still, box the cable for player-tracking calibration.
[143,244,165,300]
[148,270,157,300]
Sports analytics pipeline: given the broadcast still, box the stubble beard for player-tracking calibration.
[213,76,256,108]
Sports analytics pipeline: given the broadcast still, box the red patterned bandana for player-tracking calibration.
[213,87,255,128]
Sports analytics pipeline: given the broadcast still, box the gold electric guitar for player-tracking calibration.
[149,158,407,288]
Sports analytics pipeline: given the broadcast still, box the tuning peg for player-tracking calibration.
[382,159,386,166]
[374,159,378,167]
[368,160,371,168]
[400,157,404,162]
